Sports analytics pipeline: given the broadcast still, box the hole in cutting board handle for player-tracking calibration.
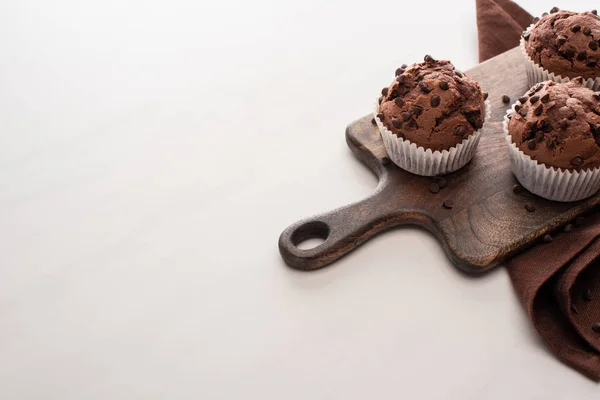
[291,221,330,250]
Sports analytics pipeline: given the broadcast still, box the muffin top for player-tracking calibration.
[377,56,485,152]
[524,9,600,79]
[508,79,600,170]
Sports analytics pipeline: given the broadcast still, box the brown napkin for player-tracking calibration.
[476,0,600,381]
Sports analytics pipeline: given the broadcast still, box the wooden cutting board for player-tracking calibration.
[278,47,600,274]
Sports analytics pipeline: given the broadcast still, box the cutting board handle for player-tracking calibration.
[278,181,428,270]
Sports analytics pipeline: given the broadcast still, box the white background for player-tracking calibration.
[0,0,599,398]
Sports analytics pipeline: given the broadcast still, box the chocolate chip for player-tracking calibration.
[513,184,524,194]
[550,6,559,13]
[429,183,440,194]
[529,83,544,94]
[396,132,406,139]
[593,324,600,333]
[455,125,468,136]
[542,12,548,17]
[507,113,513,120]
[424,54,435,63]
[543,234,553,243]
[382,156,391,165]
[401,64,407,69]
[442,199,454,209]
[519,107,528,117]
[571,25,581,33]
[573,76,584,85]
[546,136,557,149]
[564,46,576,58]
[519,96,528,104]
[534,104,543,116]
[430,95,441,107]
[371,117,376,125]
[523,31,530,41]
[483,92,489,100]
[439,81,449,91]
[571,156,584,167]
[406,119,416,128]
[514,104,521,113]
[376,113,385,121]
[590,41,599,51]
[560,118,569,129]
[570,304,579,314]
[455,71,463,78]
[401,111,412,121]
[584,289,592,301]
[395,97,404,107]
[379,96,383,104]
[564,224,574,233]
[530,95,539,104]
[594,124,600,135]
[540,93,550,103]
[412,105,423,116]
[575,216,585,226]
[395,68,405,76]
[527,140,537,150]
[594,92,600,100]
[577,50,588,61]
[502,95,510,103]
[588,57,598,67]
[593,10,598,16]
[584,27,592,36]
[525,203,536,212]
[390,90,399,98]
[392,118,402,128]
[557,36,567,45]
[419,81,431,93]
[434,177,447,188]
[397,75,407,83]
[535,132,545,142]
[533,17,540,24]
[381,87,389,96]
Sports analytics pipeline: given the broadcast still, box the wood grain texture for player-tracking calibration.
[279,47,600,274]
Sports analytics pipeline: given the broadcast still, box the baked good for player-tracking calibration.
[523,8,600,86]
[505,79,600,201]
[377,57,486,152]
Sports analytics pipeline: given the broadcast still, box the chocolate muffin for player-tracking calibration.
[508,79,600,171]
[377,57,486,152]
[524,9,600,80]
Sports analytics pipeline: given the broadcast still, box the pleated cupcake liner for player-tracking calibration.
[373,99,490,176]
[503,102,600,202]
[521,23,600,90]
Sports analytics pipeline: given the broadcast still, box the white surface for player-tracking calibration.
[0,0,599,398]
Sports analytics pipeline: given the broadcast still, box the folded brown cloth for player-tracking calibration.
[476,0,600,381]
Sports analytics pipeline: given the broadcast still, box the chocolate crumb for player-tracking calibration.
[429,183,440,194]
[525,203,536,212]
[543,234,553,243]
[442,199,454,209]
[564,224,574,233]
[434,176,447,188]
[502,95,510,103]
[512,184,524,194]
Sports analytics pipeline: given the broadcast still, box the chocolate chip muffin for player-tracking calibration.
[508,80,600,170]
[505,79,600,201]
[523,8,600,81]
[377,57,486,152]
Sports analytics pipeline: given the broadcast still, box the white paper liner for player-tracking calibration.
[521,23,600,90]
[373,99,490,176]
[503,103,600,202]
